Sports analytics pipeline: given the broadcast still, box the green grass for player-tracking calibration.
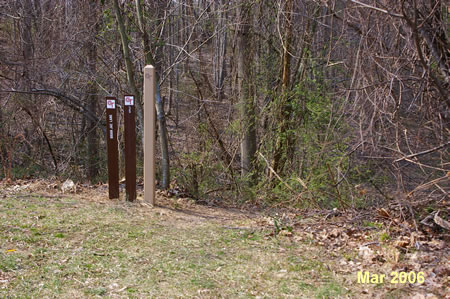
[0,195,349,298]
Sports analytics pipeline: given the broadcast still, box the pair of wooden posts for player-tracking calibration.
[106,65,156,205]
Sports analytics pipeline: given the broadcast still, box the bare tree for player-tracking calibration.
[237,1,257,180]
[85,0,100,182]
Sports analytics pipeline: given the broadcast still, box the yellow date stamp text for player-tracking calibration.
[357,271,425,284]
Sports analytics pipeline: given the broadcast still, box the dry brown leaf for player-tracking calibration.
[427,239,446,250]
[329,228,341,238]
[377,208,391,218]
[394,239,410,248]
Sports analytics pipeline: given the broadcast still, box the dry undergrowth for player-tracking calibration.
[0,179,448,298]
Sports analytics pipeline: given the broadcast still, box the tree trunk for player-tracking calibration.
[214,0,228,102]
[21,0,34,83]
[86,1,99,182]
[281,0,293,93]
[272,0,294,176]
[19,0,58,173]
[113,0,143,144]
[135,0,170,190]
[237,1,256,180]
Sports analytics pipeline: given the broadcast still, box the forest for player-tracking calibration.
[0,0,449,297]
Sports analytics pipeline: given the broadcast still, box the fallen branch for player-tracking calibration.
[420,211,436,227]
[394,141,450,162]
[434,211,450,231]
[407,174,450,197]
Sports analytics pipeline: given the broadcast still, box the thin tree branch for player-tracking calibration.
[350,0,403,18]
[394,142,450,162]
[258,152,295,193]
[0,89,105,133]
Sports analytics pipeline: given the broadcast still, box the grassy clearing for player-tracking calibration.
[0,194,349,298]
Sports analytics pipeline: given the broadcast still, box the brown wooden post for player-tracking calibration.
[124,95,136,201]
[144,66,156,205]
[106,97,119,199]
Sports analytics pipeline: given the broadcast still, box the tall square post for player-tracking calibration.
[124,95,136,201]
[106,97,119,199]
[144,66,156,205]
